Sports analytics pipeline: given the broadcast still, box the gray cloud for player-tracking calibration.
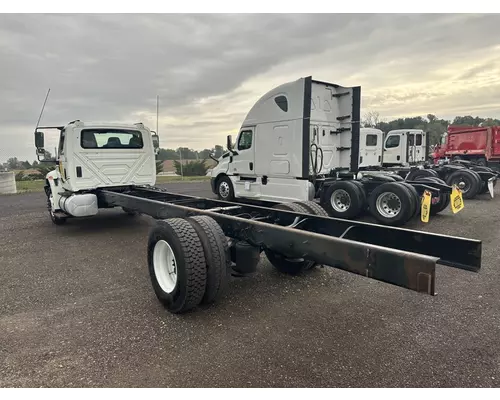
[1,13,500,162]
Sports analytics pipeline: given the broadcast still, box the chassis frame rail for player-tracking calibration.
[98,186,482,295]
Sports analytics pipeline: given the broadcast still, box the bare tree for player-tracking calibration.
[362,110,381,128]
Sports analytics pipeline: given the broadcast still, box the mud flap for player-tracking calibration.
[488,178,495,198]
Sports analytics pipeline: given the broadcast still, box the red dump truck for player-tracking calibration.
[432,125,500,167]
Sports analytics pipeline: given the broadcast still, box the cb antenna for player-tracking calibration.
[35,88,51,131]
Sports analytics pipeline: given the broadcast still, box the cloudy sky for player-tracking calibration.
[1,13,500,163]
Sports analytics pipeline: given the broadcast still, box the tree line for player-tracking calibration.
[362,113,500,145]
[4,114,500,174]
[156,145,225,161]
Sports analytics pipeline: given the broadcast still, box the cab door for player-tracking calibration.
[57,128,69,183]
[407,132,426,164]
[230,128,256,177]
[383,133,403,165]
[229,127,259,198]
[360,130,382,167]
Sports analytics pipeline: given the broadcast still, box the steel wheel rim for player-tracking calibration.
[330,189,351,212]
[375,192,402,218]
[219,181,230,198]
[453,176,470,193]
[153,240,178,294]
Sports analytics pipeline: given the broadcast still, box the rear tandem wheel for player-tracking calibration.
[264,202,318,275]
[367,182,414,226]
[147,218,207,313]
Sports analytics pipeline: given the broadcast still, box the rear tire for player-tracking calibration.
[147,218,207,314]
[265,202,316,275]
[445,170,480,199]
[368,182,413,226]
[122,207,139,216]
[293,200,329,217]
[476,157,487,167]
[349,180,367,210]
[398,182,420,219]
[413,177,449,215]
[478,181,489,194]
[187,215,230,305]
[322,181,364,219]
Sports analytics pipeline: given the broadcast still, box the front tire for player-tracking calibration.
[45,185,67,225]
[147,218,207,314]
[216,176,235,202]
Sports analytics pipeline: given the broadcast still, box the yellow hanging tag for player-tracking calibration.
[421,189,432,223]
[450,184,464,213]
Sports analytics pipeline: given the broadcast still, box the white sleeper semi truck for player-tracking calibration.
[33,80,482,315]
[209,77,456,226]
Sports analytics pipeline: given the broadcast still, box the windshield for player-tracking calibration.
[81,129,144,149]
[441,133,447,145]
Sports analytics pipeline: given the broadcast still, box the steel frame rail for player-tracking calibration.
[98,186,482,296]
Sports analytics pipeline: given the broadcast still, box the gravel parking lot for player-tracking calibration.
[1,182,499,388]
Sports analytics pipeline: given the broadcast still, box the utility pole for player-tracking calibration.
[156,95,159,135]
[179,149,183,179]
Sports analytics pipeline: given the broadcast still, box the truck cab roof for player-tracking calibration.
[37,121,150,132]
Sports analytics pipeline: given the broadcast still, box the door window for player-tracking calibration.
[238,130,253,150]
[366,134,378,146]
[408,134,414,146]
[58,129,66,156]
[385,135,400,148]
[416,134,423,146]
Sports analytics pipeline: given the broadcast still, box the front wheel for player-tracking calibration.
[216,176,235,202]
[45,185,67,225]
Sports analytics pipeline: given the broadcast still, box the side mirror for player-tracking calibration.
[226,134,233,152]
[151,133,160,155]
[152,133,159,149]
[35,131,45,149]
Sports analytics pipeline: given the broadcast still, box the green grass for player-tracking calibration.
[14,180,46,193]
[2,175,211,195]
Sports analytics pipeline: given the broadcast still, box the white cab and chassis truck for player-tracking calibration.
[209,77,456,226]
[34,83,482,314]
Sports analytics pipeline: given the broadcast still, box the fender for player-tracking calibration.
[45,168,63,212]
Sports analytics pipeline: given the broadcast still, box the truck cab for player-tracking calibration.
[210,76,360,204]
[34,120,159,223]
[382,129,428,166]
[359,127,383,168]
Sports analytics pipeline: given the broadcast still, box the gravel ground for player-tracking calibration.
[0,182,499,388]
